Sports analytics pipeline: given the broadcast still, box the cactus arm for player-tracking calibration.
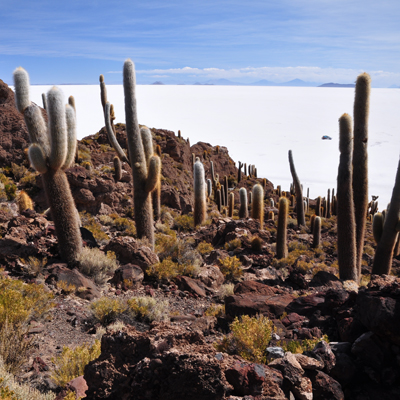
[145,156,161,193]
[13,67,31,113]
[104,102,128,163]
[372,158,400,275]
[47,87,67,170]
[28,144,48,174]
[337,113,358,281]
[100,74,107,111]
[68,95,76,112]
[23,104,50,155]
[62,104,77,170]
[140,127,154,164]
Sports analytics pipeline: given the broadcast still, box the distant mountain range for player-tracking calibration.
[318,83,355,88]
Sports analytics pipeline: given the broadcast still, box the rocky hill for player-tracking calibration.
[0,77,400,400]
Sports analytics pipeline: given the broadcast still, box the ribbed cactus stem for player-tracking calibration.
[207,179,212,198]
[277,197,289,259]
[13,67,30,113]
[267,211,274,220]
[288,150,305,226]
[47,87,67,170]
[239,188,248,218]
[228,193,234,217]
[23,104,50,155]
[221,185,225,207]
[372,212,384,244]
[193,160,207,226]
[372,158,400,275]
[353,72,371,279]
[312,216,321,248]
[104,102,128,162]
[337,113,357,281]
[251,184,264,229]
[210,160,215,183]
[28,144,48,174]
[114,156,122,181]
[270,198,275,208]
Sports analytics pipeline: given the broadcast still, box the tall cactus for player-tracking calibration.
[276,197,288,259]
[337,113,357,281]
[238,161,243,183]
[353,73,371,279]
[228,192,234,218]
[312,216,321,248]
[123,60,161,247]
[239,187,248,218]
[251,184,264,229]
[372,158,400,275]
[372,212,384,244]
[289,150,306,226]
[14,67,82,264]
[194,160,207,226]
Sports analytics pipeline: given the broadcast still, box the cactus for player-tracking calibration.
[277,185,281,197]
[237,161,243,183]
[156,144,162,157]
[194,160,207,226]
[14,67,82,264]
[372,212,384,244]
[178,130,181,139]
[337,113,357,281]
[216,189,222,212]
[17,190,33,213]
[68,95,76,112]
[221,185,225,207]
[251,184,264,229]
[244,163,247,176]
[41,93,47,110]
[316,196,321,217]
[288,150,305,226]
[326,189,331,218]
[276,197,289,259]
[310,214,316,232]
[224,175,229,206]
[239,187,248,218]
[353,73,371,279]
[207,178,212,198]
[122,60,161,247]
[192,153,196,168]
[372,158,400,275]
[249,191,252,205]
[228,193,234,217]
[270,198,275,208]
[312,216,321,248]
[267,210,274,220]
[113,156,122,181]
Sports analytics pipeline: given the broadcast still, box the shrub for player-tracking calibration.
[90,297,126,325]
[224,239,242,251]
[11,163,27,181]
[174,214,194,232]
[218,283,235,299]
[216,314,274,364]
[20,256,47,277]
[0,357,55,399]
[127,296,169,322]
[204,304,225,317]
[79,211,109,244]
[218,256,242,281]
[51,340,101,387]
[4,184,17,201]
[146,257,198,281]
[78,247,119,285]
[57,281,77,295]
[113,217,136,236]
[278,336,329,354]
[196,241,214,256]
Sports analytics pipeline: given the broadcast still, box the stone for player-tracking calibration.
[307,370,344,400]
[286,293,325,317]
[109,264,144,289]
[266,347,285,363]
[294,354,325,370]
[234,280,277,296]
[175,275,207,298]
[197,265,225,289]
[66,376,88,399]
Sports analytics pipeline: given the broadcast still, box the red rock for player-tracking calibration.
[109,264,144,289]
[234,280,277,296]
[66,375,88,399]
[307,370,344,400]
[197,265,224,289]
[175,275,207,297]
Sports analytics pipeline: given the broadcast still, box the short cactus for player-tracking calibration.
[216,189,222,212]
[113,156,122,181]
[251,184,264,229]
[276,197,289,259]
[267,210,274,220]
[312,216,321,248]
[238,161,243,183]
[17,190,33,213]
[194,160,207,226]
[372,212,384,244]
[207,179,212,198]
[239,187,248,218]
[14,67,82,264]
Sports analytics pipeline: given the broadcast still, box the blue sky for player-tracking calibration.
[1,0,400,86]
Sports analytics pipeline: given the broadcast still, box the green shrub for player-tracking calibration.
[90,297,126,325]
[216,314,274,364]
[146,257,198,281]
[51,340,101,387]
[218,256,242,281]
[278,336,329,354]
[127,296,169,322]
[224,239,242,251]
[78,247,119,285]
[174,214,194,232]
[196,241,214,256]
[4,184,17,201]
[204,304,225,317]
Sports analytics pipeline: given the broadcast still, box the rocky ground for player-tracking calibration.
[1,78,400,400]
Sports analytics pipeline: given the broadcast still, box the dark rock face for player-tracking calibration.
[0,79,30,168]
[83,323,287,400]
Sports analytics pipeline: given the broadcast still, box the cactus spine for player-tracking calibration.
[194,160,207,226]
[312,216,321,248]
[14,68,82,264]
[123,60,161,248]
[228,193,234,217]
[372,158,400,275]
[239,187,248,219]
[251,184,264,229]
[337,113,357,281]
[277,197,288,259]
[352,73,370,279]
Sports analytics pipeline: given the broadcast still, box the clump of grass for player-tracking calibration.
[218,256,242,281]
[204,304,225,317]
[20,256,47,277]
[0,357,56,399]
[78,248,119,285]
[218,283,235,299]
[216,314,274,364]
[127,296,169,322]
[51,340,101,387]
[56,281,77,295]
[277,335,329,354]
[90,297,127,325]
